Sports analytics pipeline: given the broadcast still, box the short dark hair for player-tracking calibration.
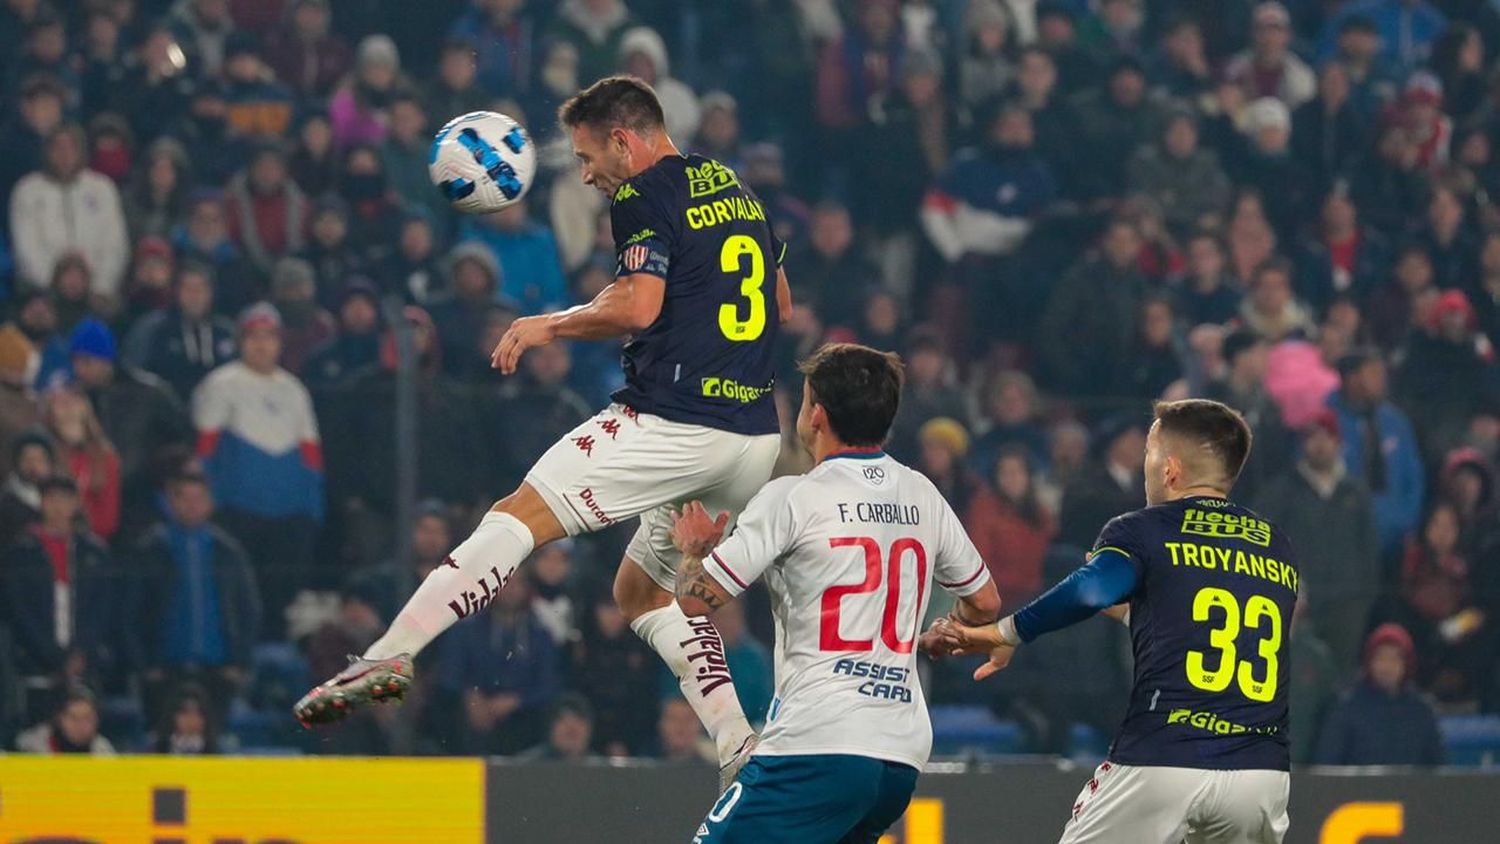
[558,75,665,136]
[1153,399,1253,488]
[166,471,211,493]
[798,343,904,448]
[38,474,78,496]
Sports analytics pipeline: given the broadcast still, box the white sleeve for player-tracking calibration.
[702,479,800,597]
[932,496,991,597]
[192,369,233,432]
[9,177,51,288]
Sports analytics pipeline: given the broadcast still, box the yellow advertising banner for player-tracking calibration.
[0,755,485,843]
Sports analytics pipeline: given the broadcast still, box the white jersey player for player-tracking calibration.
[669,343,1001,843]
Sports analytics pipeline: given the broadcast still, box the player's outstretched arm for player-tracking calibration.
[491,273,666,373]
[669,501,734,617]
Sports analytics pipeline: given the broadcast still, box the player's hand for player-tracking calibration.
[936,620,1017,681]
[670,500,729,557]
[491,314,557,374]
[971,644,1017,681]
[918,618,963,659]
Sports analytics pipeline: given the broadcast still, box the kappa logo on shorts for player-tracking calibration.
[572,435,596,456]
[597,418,621,440]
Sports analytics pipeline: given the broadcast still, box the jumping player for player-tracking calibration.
[942,399,1295,843]
[668,344,1001,842]
[296,76,791,787]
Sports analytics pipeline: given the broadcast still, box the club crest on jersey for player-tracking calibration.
[623,244,649,271]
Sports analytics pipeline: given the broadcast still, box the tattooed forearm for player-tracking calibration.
[675,554,728,615]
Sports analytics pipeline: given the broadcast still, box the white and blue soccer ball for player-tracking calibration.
[429,111,536,215]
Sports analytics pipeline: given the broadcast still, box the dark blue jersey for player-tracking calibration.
[1101,496,1298,771]
[608,154,783,436]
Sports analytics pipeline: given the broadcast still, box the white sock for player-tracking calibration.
[632,602,754,764]
[365,511,535,660]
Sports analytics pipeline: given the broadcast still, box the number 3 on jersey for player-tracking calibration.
[1186,587,1283,702]
[718,235,766,341]
[820,537,928,654]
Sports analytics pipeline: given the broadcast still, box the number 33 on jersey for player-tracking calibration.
[607,155,785,438]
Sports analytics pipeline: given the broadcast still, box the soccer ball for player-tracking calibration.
[429,111,536,214]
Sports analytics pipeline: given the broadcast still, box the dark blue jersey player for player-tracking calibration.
[943,399,1295,844]
[296,76,787,793]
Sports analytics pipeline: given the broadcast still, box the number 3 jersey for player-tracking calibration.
[1103,496,1299,772]
[703,452,993,770]
[609,154,783,436]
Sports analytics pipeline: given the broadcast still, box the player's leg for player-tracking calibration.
[1056,762,1202,844]
[694,755,885,844]
[839,760,921,844]
[1183,770,1290,844]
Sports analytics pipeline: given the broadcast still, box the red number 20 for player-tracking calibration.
[820,537,928,654]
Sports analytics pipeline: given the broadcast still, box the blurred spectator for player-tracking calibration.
[619,27,700,141]
[42,386,120,543]
[378,210,444,302]
[572,591,657,755]
[424,38,491,125]
[129,472,259,721]
[1126,109,1231,239]
[530,540,577,647]
[171,0,238,79]
[1224,3,1314,110]
[300,196,365,305]
[2,476,118,695]
[1203,331,1292,498]
[526,40,582,145]
[785,201,878,329]
[123,263,238,402]
[1124,296,1186,399]
[13,291,67,390]
[221,35,294,143]
[655,696,713,763]
[441,572,560,755]
[1146,18,1213,99]
[15,686,116,755]
[1329,351,1426,557]
[262,0,352,101]
[1013,47,1081,198]
[1173,231,1241,326]
[288,111,338,199]
[346,500,452,625]
[1256,412,1380,670]
[1058,418,1146,549]
[1415,184,1476,292]
[0,74,64,204]
[10,124,130,300]
[448,0,535,98]
[1291,64,1370,198]
[1314,623,1445,765]
[125,139,193,243]
[1070,56,1163,201]
[815,0,903,133]
[428,243,505,378]
[1296,190,1389,316]
[851,50,946,258]
[304,280,383,388]
[50,256,100,337]
[1236,97,1311,239]
[68,319,194,503]
[957,0,1015,110]
[1430,24,1486,123]
[481,341,590,498]
[339,145,403,265]
[1238,259,1316,342]
[173,192,257,318]
[460,202,568,315]
[886,331,968,463]
[1319,0,1448,74]
[1399,290,1492,463]
[1369,243,1437,351]
[381,93,442,223]
[519,693,598,761]
[711,601,773,726]
[194,304,323,634]
[0,430,52,548]
[331,35,405,152]
[1034,1,1101,96]
[1038,219,1149,397]
[226,144,309,278]
[123,237,177,328]
[921,102,1056,266]
[268,257,335,374]
[969,371,1047,475]
[111,25,198,149]
[149,682,222,754]
[550,0,636,86]
[1289,596,1339,765]
[0,323,39,466]
[7,11,73,103]
[1385,502,1493,704]
[982,445,1057,606]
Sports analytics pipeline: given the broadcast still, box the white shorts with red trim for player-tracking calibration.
[525,403,781,591]
[1058,762,1289,844]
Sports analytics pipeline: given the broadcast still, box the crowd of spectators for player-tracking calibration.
[3,0,1499,766]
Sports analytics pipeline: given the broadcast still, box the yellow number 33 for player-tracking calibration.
[718,235,766,342]
[1186,587,1282,703]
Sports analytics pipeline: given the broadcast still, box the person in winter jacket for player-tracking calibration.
[10,124,129,300]
[1329,350,1426,557]
[1314,622,1445,765]
[225,143,308,278]
[123,262,238,402]
[618,27,700,142]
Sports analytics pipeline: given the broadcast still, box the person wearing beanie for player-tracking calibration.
[67,317,195,517]
[123,262,238,403]
[1255,409,1379,670]
[329,34,404,152]
[1314,623,1445,765]
[303,277,384,387]
[1225,3,1315,110]
[193,302,323,637]
[548,0,635,86]
[427,242,505,380]
[0,324,41,478]
[268,257,335,375]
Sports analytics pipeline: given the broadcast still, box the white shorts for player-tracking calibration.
[526,403,781,591]
[1058,762,1289,844]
